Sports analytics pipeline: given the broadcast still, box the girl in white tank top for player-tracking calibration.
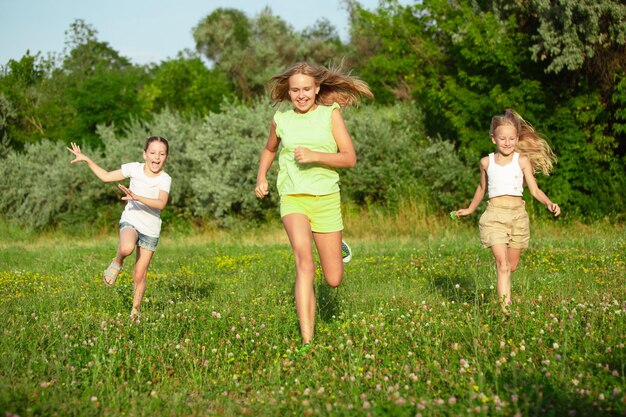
[454,109,560,315]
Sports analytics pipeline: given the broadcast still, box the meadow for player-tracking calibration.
[0,212,624,416]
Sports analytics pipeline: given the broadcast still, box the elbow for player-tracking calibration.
[346,155,357,168]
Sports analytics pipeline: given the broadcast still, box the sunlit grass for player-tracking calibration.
[0,215,624,416]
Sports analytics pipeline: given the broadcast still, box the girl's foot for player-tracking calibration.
[130,307,140,322]
[103,260,122,286]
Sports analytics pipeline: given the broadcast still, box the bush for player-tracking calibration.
[0,101,487,230]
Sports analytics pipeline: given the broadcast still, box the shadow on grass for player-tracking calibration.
[497,367,624,416]
[317,283,340,322]
[163,280,217,303]
[428,273,491,306]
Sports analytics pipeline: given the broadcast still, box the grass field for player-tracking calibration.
[0,217,624,416]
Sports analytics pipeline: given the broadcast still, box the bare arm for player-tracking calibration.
[255,122,280,199]
[520,155,560,216]
[118,185,169,210]
[293,109,357,168]
[67,142,125,182]
[456,157,488,217]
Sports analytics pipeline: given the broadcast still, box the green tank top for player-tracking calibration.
[274,103,341,195]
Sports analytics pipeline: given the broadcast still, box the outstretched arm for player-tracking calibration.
[118,184,169,210]
[293,109,357,168]
[456,157,488,217]
[255,122,280,199]
[67,142,125,182]
[520,156,560,216]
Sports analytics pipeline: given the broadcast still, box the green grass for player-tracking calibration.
[0,219,624,416]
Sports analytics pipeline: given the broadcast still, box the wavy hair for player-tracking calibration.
[268,62,373,108]
[490,109,556,175]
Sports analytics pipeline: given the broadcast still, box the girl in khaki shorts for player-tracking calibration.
[455,109,560,314]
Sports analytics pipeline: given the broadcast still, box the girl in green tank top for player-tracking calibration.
[255,62,373,350]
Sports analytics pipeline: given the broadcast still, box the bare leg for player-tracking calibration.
[508,248,522,273]
[104,228,137,285]
[312,231,344,288]
[131,246,154,319]
[282,214,316,345]
[490,244,511,312]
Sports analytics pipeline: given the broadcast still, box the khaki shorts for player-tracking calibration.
[479,201,530,249]
[280,192,343,233]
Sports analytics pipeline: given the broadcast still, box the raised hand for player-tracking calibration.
[66,142,90,164]
[118,184,136,201]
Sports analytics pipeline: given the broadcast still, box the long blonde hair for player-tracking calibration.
[268,62,373,108]
[490,109,556,176]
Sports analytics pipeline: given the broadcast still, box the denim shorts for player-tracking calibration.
[119,221,159,252]
[280,192,343,233]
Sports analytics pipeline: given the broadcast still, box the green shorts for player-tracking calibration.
[479,201,530,249]
[280,192,343,233]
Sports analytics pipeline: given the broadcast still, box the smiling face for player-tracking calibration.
[491,124,519,157]
[143,140,168,176]
[288,73,320,114]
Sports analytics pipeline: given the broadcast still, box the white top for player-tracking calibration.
[487,152,523,198]
[119,162,172,237]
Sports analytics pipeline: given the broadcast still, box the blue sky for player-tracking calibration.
[0,0,394,66]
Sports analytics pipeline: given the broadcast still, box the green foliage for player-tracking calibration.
[528,0,626,80]
[140,55,234,115]
[353,0,626,220]
[0,52,50,148]
[0,101,482,229]
[341,104,474,211]
[193,7,349,100]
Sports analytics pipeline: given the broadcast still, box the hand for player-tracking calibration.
[66,142,90,164]
[255,179,269,199]
[118,184,136,201]
[547,202,560,217]
[455,208,473,217]
[294,147,317,164]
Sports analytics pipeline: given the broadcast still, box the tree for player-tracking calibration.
[193,7,348,100]
[349,0,625,218]
[0,52,50,149]
[140,54,235,115]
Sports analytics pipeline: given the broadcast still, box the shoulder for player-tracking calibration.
[121,162,142,176]
[479,155,489,170]
[517,153,531,168]
[161,172,172,187]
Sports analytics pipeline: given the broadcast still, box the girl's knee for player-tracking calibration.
[295,258,315,275]
[496,260,510,273]
[325,273,343,288]
[118,244,135,257]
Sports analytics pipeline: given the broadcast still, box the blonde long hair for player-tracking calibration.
[268,62,373,108]
[490,109,556,176]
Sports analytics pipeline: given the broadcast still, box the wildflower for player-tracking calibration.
[363,401,371,409]
[448,396,457,405]
[90,396,98,402]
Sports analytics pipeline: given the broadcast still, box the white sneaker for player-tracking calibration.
[341,240,352,263]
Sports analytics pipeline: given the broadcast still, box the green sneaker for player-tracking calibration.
[341,240,352,263]
[297,342,313,356]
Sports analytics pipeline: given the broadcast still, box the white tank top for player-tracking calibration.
[487,152,524,198]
